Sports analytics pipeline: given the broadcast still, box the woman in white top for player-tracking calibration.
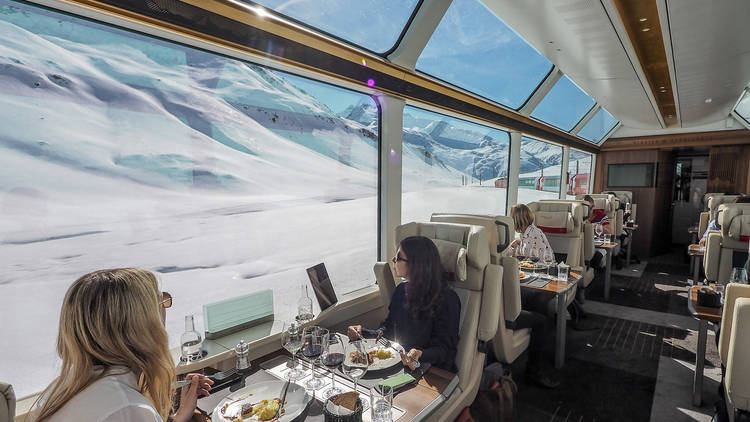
[505,203,555,260]
[31,268,212,422]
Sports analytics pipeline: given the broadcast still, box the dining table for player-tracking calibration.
[197,335,459,422]
[520,268,581,369]
[686,285,722,407]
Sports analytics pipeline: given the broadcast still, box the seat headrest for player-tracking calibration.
[432,238,467,282]
[396,222,490,291]
[710,195,743,220]
[593,198,609,212]
[430,213,512,255]
[528,201,582,234]
[577,193,618,212]
[719,204,750,242]
[607,191,633,204]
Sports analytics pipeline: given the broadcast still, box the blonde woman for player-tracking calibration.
[505,203,554,260]
[31,268,212,422]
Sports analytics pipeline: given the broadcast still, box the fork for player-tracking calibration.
[377,337,420,369]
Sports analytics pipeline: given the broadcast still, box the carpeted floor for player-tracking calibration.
[509,248,720,422]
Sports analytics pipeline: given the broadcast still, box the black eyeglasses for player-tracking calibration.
[160,291,172,309]
[392,255,408,263]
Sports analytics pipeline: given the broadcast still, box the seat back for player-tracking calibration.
[527,201,584,269]
[395,222,499,392]
[578,193,623,236]
[725,293,750,414]
[607,191,636,223]
[719,283,750,365]
[427,214,531,366]
[704,204,750,283]
[540,200,595,287]
[0,382,15,422]
[699,211,710,239]
[373,262,397,309]
[708,195,742,221]
[704,192,733,212]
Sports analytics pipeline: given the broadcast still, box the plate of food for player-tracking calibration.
[519,271,528,280]
[344,340,403,371]
[212,380,311,422]
[519,260,548,270]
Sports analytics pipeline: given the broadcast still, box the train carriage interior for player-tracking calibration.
[3,0,750,421]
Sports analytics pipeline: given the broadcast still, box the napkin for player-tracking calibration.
[325,399,355,416]
[379,373,416,390]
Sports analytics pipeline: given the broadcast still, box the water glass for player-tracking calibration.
[370,385,393,422]
[716,284,726,304]
[731,267,748,284]
[281,321,306,381]
[557,262,569,283]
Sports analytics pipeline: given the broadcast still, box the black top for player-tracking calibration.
[364,282,461,372]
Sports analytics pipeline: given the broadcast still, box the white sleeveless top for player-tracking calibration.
[45,368,163,422]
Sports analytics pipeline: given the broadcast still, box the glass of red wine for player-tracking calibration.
[321,332,345,399]
[303,326,328,390]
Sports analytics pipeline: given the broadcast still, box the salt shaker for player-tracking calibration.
[235,340,250,371]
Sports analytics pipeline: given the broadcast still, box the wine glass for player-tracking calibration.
[303,326,328,390]
[731,268,748,284]
[543,249,556,278]
[281,321,306,381]
[529,248,541,274]
[342,340,370,408]
[520,242,531,262]
[321,333,345,399]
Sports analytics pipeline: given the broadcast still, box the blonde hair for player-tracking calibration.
[32,269,175,421]
[511,204,535,233]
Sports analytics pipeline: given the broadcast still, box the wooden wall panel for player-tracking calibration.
[593,149,671,257]
[707,145,750,194]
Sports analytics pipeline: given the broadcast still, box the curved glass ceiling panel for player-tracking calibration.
[531,75,595,131]
[416,0,553,109]
[249,0,420,53]
[734,90,750,125]
[578,108,618,143]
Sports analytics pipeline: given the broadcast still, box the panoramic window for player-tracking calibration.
[0,0,379,398]
[249,0,420,53]
[734,90,750,125]
[530,75,596,131]
[566,150,592,199]
[416,0,553,110]
[518,137,563,203]
[578,107,618,143]
[402,106,509,222]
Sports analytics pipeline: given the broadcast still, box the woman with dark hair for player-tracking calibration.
[348,236,461,371]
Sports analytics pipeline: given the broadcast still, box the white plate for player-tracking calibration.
[519,272,530,281]
[344,340,404,371]
[211,380,311,422]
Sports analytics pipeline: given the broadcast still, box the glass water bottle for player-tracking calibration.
[297,284,314,323]
[181,314,203,362]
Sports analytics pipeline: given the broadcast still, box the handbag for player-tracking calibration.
[455,364,517,422]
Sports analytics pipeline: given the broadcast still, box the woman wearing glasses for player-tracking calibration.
[31,268,212,422]
[349,236,461,372]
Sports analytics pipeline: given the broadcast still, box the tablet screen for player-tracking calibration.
[306,263,338,312]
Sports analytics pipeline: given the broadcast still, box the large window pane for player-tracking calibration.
[518,137,563,203]
[0,0,379,398]
[249,0,420,53]
[530,75,595,131]
[416,0,553,110]
[402,106,509,222]
[566,150,592,199]
[734,90,750,126]
[578,108,618,143]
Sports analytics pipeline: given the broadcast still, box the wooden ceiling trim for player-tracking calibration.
[612,0,677,127]
[602,129,750,151]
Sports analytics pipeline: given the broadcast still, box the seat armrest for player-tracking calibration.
[478,263,501,342]
[699,212,709,237]
[704,232,722,283]
[373,262,396,309]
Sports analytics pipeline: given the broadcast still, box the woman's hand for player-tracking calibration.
[347,325,362,341]
[699,237,707,246]
[399,348,422,371]
[510,239,520,248]
[172,374,214,422]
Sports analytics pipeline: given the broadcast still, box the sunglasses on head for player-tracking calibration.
[160,291,172,308]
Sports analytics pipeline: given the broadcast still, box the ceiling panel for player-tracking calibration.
[667,0,750,127]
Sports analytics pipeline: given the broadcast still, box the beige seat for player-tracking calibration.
[429,213,531,365]
[578,193,622,255]
[699,195,744,236]
[381,221,500,422]
[720,284,750,420]
[0,382,15,422]
[607,191,637,223]
[704,204,750,283]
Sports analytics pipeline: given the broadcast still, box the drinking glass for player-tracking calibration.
[716,284,726,304]
[730,267,748,284]
[595,223,604,240]
[321,333,345,399]
[557,262,569,283]
[529,248,540,274]
[543,249,555,278]
[303,326,328,390]
[281,321,306,381]
[370,384,393,422]
[343,340,370,408]
[520,242,531,262]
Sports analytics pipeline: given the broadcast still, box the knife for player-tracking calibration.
[274,379,291,420]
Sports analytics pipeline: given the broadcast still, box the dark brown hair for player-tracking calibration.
[400,236,447,320]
